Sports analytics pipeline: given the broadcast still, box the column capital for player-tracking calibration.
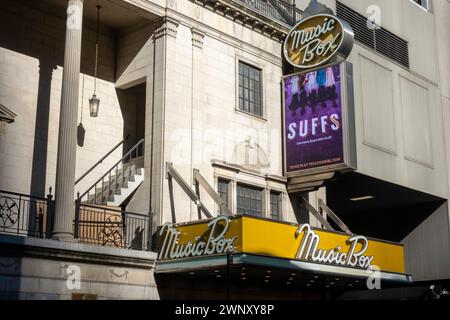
[191,28,205,49]
[155,16,179,40]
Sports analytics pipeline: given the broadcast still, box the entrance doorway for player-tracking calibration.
[117,82,146,160]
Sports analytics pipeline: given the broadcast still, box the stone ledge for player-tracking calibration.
[0,234,157,269]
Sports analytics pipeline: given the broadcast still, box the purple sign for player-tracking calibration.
[284,64,344,173]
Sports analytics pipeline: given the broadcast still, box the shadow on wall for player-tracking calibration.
[116,83,147,156]
[0,0,117,198]
[0,236,24,299]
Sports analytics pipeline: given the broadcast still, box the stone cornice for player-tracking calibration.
[155,16,180,39]
[165,8,283,66]
[191,28,205,48]
[192,0,302,42]
[211,159,287,183]
[0,234,156,269]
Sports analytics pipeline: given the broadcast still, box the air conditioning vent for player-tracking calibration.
[336,1,409,69]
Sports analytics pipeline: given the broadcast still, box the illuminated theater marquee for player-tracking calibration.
[159,217,378,271]
[156,216,409,282]
[296,224,373,269]
[158,216,237,260]
[284,14,354,69]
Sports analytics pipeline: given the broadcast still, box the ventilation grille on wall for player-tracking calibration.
[336,1,410,69]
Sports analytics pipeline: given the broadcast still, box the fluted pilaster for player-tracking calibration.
[52,0,84,241]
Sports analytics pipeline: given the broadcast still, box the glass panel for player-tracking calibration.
[237,184,263,217]
[270,192,280,220]
[217,179,229,210]
[238,61,263,116]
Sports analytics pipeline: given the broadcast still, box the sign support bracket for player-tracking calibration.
[193,169,233,216]
[165,162,213,220]
[300,196,334,231]
[318,199,352,234]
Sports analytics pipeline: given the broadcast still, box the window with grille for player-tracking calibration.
[238,61,262,117]
[237,184,263,217]
[217,179,229,208]
[336,1,410,69]
[270,192,281,221]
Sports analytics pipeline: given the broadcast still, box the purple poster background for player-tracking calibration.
[284,64,344,173]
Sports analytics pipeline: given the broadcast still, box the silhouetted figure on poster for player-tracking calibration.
[325,67,338,108]
[306,71,318,113]
[316,68,327,109]
[289,76,300,117]
[299,75,307,116]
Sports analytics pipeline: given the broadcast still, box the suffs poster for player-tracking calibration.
[284,64,344,173]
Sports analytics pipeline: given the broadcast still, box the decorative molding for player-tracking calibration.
[192,0,290,43]
[0,258,19,273]
[191,28,205,48]
[211,159,285,184]
[165,7,283,66]
[168,0,177,9]
[110,269,129,279]
[155,16,179,39]
[0,235,156,269]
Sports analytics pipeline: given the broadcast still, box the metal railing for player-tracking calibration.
[0,190,54,238]
[0,189,153,251]
[78,139,144,204]
[75,134,130,186]
[74,203,153,251]
[231,0,302,26]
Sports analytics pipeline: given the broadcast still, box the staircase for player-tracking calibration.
[85,162,144,206]
[77,139,145,207]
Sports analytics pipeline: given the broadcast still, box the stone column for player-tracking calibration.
[190,28,204,220]
[52,0,84,241]
[150,16,179,226]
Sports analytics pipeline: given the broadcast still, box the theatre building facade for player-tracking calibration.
[0,0,449,300]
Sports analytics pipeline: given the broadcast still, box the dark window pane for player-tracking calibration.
[270,192,280,220]
[238,61,262,116]
[237,184,263,217]
[218,179,229,211]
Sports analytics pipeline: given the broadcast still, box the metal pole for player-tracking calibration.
[147,210,153,251]
[74,195,81,239]
[46,187,54,238]
[226,251,230,300]
[226,247,233,300]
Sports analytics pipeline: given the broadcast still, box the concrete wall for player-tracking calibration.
[402,202,450,281]
[332,0,448,199]
[402,0,450,283]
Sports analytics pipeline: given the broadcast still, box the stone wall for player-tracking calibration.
[0,234,158,300]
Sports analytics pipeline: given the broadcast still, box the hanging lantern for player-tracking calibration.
[89,94,100,117]
[90,5,101,117]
